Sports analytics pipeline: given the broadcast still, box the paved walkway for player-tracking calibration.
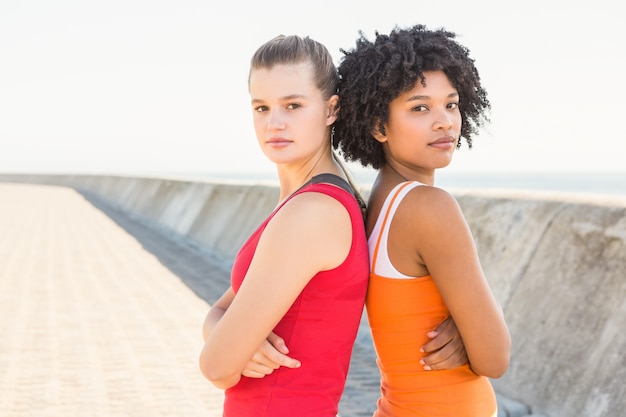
[0,182,382,417]
[0,182,526,417]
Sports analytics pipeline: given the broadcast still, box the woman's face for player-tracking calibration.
[376,70,462,173]
[249,62,338,167]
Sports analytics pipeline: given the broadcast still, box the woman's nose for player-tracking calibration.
[267,110,286,131]
[433,109,454,131]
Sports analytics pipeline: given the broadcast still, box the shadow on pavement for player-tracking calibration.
[79,192,231,305]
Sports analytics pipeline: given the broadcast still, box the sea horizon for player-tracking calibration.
[1,170,624,199]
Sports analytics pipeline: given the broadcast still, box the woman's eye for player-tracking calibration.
[287,103,301,110]
[254,105,268,112]
[411,105,428,112]
[448,102,459,110]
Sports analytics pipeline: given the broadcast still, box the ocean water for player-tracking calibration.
[190,170,625,198]
[430,171,626,197]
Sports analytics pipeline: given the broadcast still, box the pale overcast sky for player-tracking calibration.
[1,0,624,178]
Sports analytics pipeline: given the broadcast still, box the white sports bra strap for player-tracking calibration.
[368,181,423,279]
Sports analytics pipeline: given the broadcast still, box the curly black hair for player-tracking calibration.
[333,24,491,169]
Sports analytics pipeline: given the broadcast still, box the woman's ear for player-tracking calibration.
[371,120,387,143]
[326,95,339,125]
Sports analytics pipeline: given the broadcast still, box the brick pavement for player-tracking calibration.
[0,183,226,416]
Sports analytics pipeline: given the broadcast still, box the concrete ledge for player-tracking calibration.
[2,174,624,417]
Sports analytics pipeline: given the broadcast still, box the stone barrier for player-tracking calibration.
[1,174,624,417]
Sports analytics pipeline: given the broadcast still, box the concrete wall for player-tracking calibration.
[2,174,624,417]
[452,189,626,417]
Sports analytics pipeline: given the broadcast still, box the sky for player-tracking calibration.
[1,0,625,180]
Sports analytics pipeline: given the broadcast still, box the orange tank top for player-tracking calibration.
[366,182,497,417]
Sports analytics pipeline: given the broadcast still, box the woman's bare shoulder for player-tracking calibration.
[404,184,459,212]
[269,190,351,240]
[262,190,352,270]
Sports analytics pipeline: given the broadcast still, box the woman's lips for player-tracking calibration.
[429,136,455,149]
[267,138,292,148]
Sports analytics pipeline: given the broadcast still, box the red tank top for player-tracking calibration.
[223,179,369,417]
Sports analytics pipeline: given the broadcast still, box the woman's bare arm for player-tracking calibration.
[198,192,352,388]
[403,187,511,378]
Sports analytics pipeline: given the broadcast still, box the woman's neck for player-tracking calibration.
[383,163,434,186]
[276,152,342,201]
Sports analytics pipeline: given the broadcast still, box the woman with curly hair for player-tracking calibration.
[334,25,511,416]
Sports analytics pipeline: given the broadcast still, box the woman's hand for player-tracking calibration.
[242,332,301,378]
[419,316,468,371]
